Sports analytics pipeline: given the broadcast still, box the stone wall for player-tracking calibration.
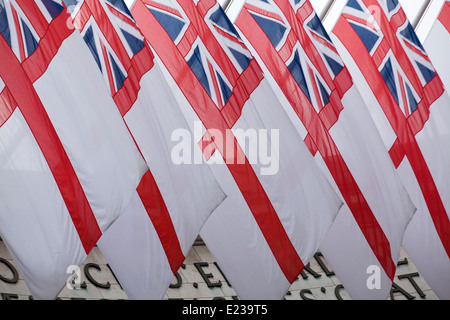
[0,240,439,300]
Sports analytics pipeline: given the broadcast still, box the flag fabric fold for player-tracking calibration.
[127,0,343,299]
[0,0,146,299]
[63,0,226,299]
[324,0,450,299]
[416,0,450,92]
[232,0,416,299]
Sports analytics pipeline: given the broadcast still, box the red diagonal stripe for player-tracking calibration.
[73,2,154,115]
[132,0,304,283]
[143,0,184,20]
[113,44,154,116]
[105,2,137,27]
[238,7,396,280]
[362,0,424,97]
[137,170,185,274]
[274,0,335,93]
[438,2,450,34]
[278,30,299,62]
[244,3,286,24]
[341,13,378,32]
[15,0,48,38]
[0,87,17,128]
[334,16,450,260]
[0,33,101,253]
[100,40,116,94]
[72,1,91,30]
[177,23,197,57]
[398,71,410,116]
[23,10,75,83]
[178,0,240,86]
[208,60,224,109]
[389,138,406,169]
[212,24,247,52]
[71,2,183,273]
[84,0,131,72]
[307,65,324,111]
[403,38,430,62]
[10,4,26,62]
[220,58,263,128]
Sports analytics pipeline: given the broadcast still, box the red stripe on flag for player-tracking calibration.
[398,72,410,116]
[100,41,117,94]
[274,0,335,91]
[180,0,265,128]
[177,24,198,57]
[23,10,75,83]
[0,34,102,254]
[244,3,286,24]
[212,25,248,52]
[71,1,184,274]
[137,170,185,274]
[278,30,299,62]
[362,0,424,98]
[73,0,155,115]
[197,0,217,13]
[221,59,263,128]
[304,133,318,156]
[84,0,131,72]
[199,130,217,161]
[334,16,450,260]
[438,2,450,34]
[145,0,185,20]
[308,65,324,110]
[180,0,240,86]
[133,0,304,283]
[341,13,378,32]
[408,75,443,135]
[372,38,390,68]
[389,138,406,169]
[15,0,48,38]
[208,60,224,109]
[0,88,17,128]
[105,2,137,27]
[237,7,396,280]
[72,1,92,30]
[112,44,154,116]
[10,4,26,62]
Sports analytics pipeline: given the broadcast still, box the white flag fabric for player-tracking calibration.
[231,0,416,299]
[127,0,342,299]
[63,0,226,299]
[416,0,450,92]
[324,0,450,299]
[0,1,145,299]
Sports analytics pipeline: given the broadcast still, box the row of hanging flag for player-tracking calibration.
[0,0,448,300]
